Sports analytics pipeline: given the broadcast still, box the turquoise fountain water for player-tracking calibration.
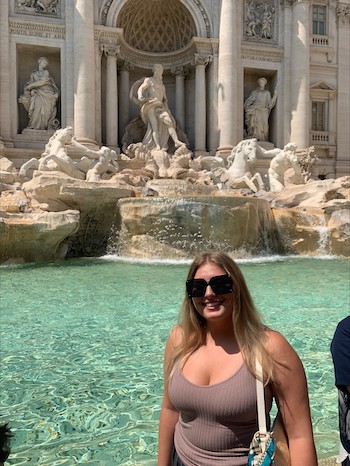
[0,256,349,465]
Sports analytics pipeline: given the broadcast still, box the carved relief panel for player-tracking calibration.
[15,0,61,18]
[244,0,278,43]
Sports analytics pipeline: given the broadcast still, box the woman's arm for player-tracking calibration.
[266,330,318,466]
[158,384,179,466]
[158,328,181,466]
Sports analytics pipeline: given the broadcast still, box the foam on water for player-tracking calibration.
[0,257,349,464]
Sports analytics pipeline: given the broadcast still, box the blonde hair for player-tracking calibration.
[166,251,275,383]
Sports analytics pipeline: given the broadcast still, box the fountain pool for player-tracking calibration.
[0,256,349,465]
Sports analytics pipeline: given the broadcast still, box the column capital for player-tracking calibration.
[210,40,219,55]
[170,66,190,77]
[193,53,211,68]
[119,61,134,73]
[100,41,120,57]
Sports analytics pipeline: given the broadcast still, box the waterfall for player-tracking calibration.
[315,226,331,254]
[108,196,284,259]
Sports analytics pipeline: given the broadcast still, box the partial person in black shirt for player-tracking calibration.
[331,316,350,466]
[0,424,12,466]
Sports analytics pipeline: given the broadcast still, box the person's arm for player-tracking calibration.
[158,327,181,466]
[266,330,318,466]
[137,78,151,101]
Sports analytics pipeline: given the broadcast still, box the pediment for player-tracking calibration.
[310,81,336,91]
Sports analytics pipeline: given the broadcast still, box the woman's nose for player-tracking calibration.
[204,284,214,296]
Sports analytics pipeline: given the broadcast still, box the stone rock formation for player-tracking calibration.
[0,170,134,263]
[114,196,283,259]
[0,210,79,264]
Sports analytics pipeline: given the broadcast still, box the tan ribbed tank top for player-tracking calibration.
[168,363,273,466]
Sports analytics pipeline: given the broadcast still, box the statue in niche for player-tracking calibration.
[244,77,277,142]
[19,57,60,131]
[130,64,186,151]
[245,0,275,40]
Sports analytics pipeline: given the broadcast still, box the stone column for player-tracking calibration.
[282,2,293,146]
[65,0,75,128]
[171,66,186,131]
[290,0,310,149]
[95,42,103,145]
[119,62,133,148]
[103,42,120,150]
[74,0,96,144]
[335,4,350,176]
[0,0,11,144]
[193,54,210,156]
[208,41,219,154]
[217,0,238,154]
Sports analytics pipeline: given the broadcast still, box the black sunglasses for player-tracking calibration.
[186,274,233,298]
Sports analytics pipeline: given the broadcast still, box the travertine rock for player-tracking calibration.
[20,170,135,257]
[0,210,80,263]
[116,196,282,259]
[0,166,349,262]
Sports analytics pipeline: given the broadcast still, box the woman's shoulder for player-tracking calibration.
[264,329,298,357]
[163,325,184,367]
[168,325,184,347]
[264,329,303,370]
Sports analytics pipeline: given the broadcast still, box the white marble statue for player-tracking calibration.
[226,139,265,192]
[74,144,119,182]
[130,64,185,151]
[244,77,277,141]
[18,57,60,131]
[268,142,302,192]
[296,146,318,182]
[19,127,85,179]
[19,127,119,181]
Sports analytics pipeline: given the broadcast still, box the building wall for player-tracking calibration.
[0,0,349,178]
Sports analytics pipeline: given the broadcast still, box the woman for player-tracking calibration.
[158,251,317,466]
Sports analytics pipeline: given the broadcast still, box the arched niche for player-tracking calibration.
[100,0,212,39]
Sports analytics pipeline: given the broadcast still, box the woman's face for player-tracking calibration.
[39,59,48,69]
[191,262,234,324]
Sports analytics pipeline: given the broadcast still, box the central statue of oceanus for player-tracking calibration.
[130,64,186,151]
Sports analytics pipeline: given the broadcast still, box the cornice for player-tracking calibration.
[94,25,121,43]
[9,18,65,39]
[95,29,215,70]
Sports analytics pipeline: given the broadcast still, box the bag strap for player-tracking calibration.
[255,358,267,436]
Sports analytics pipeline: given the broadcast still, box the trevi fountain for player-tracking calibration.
[0,104,349,263]
[0,2,349,463]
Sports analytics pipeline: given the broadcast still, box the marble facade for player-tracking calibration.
[0,0,349,178]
